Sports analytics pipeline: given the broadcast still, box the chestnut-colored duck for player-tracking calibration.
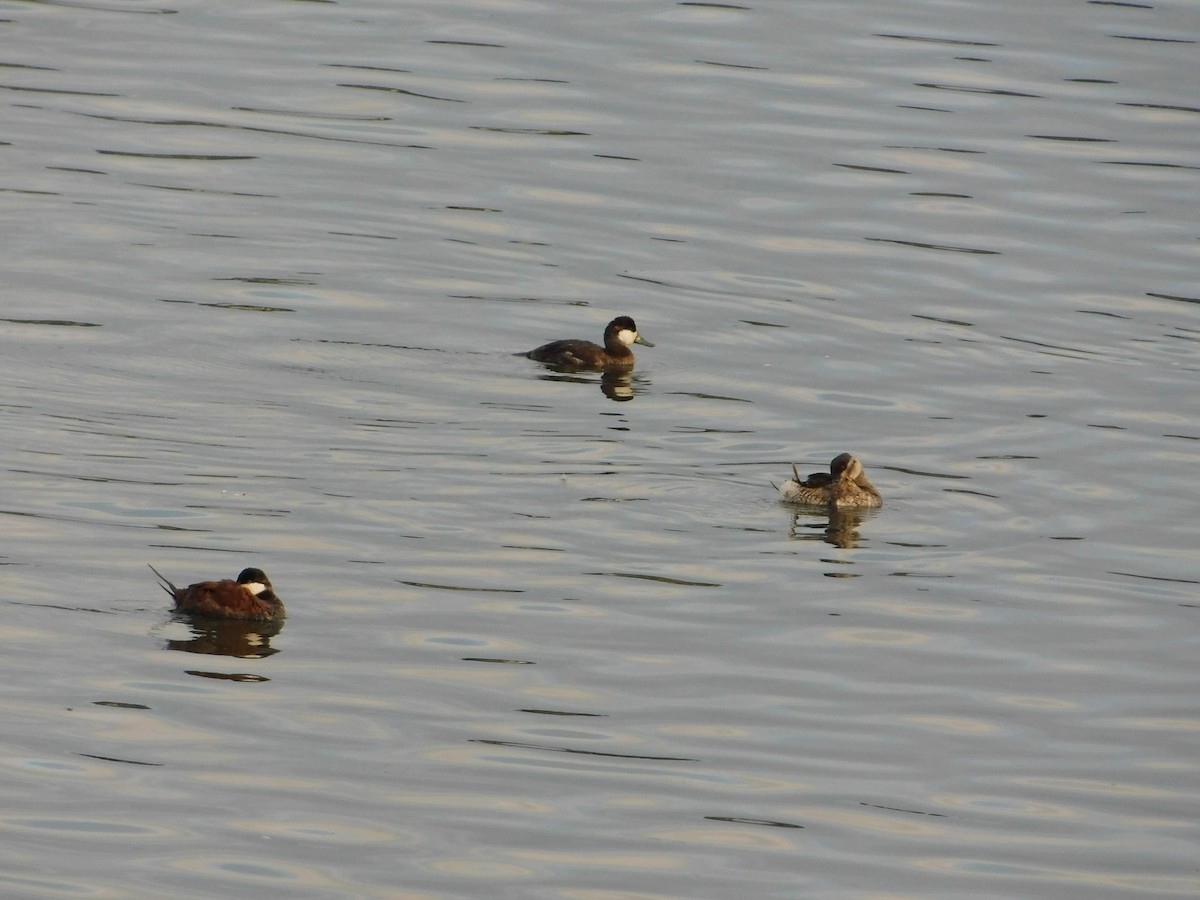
[150,565,285,621]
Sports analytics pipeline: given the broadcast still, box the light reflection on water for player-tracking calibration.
[1,0,1198,896]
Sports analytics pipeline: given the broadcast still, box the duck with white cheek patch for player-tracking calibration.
[524,315,654,369]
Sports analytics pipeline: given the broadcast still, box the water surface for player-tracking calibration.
[3,0,1198,897]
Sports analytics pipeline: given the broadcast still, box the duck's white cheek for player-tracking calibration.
[617,329,637,345]
[244,582,267,596]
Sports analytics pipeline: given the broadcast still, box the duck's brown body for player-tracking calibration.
[525,315,653,369]
[779,453,882,510]
[150,565,285,621]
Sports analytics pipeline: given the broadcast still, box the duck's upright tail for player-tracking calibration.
[147,564,178,598]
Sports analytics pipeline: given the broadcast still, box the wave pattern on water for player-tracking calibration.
[1,0,1197,897]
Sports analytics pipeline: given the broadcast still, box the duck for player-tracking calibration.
[149,564,285,621]
[524,315,654,369]
[779,452,882,509]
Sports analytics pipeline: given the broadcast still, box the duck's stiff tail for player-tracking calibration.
[147,564,178,597]
[791,463,801,482]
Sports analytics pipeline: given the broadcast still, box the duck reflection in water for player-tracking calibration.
[532,367,645,402]
[166,616,283,659]
[788,507,875,550]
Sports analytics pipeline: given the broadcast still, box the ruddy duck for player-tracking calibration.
[525,315,654,369]
[779,452,882,509]
[149,564,285,621]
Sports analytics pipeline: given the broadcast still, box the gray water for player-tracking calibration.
[3,0,1198,897]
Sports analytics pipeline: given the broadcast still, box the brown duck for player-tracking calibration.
[150,565,285,621]
[779,452,882,510]
[525,315,654,369]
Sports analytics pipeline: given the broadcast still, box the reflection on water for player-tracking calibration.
[787,507,879,550]
[165,615,284,660]
[533,368,646,401]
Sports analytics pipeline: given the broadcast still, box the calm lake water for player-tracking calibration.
[3,0,1198,897]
